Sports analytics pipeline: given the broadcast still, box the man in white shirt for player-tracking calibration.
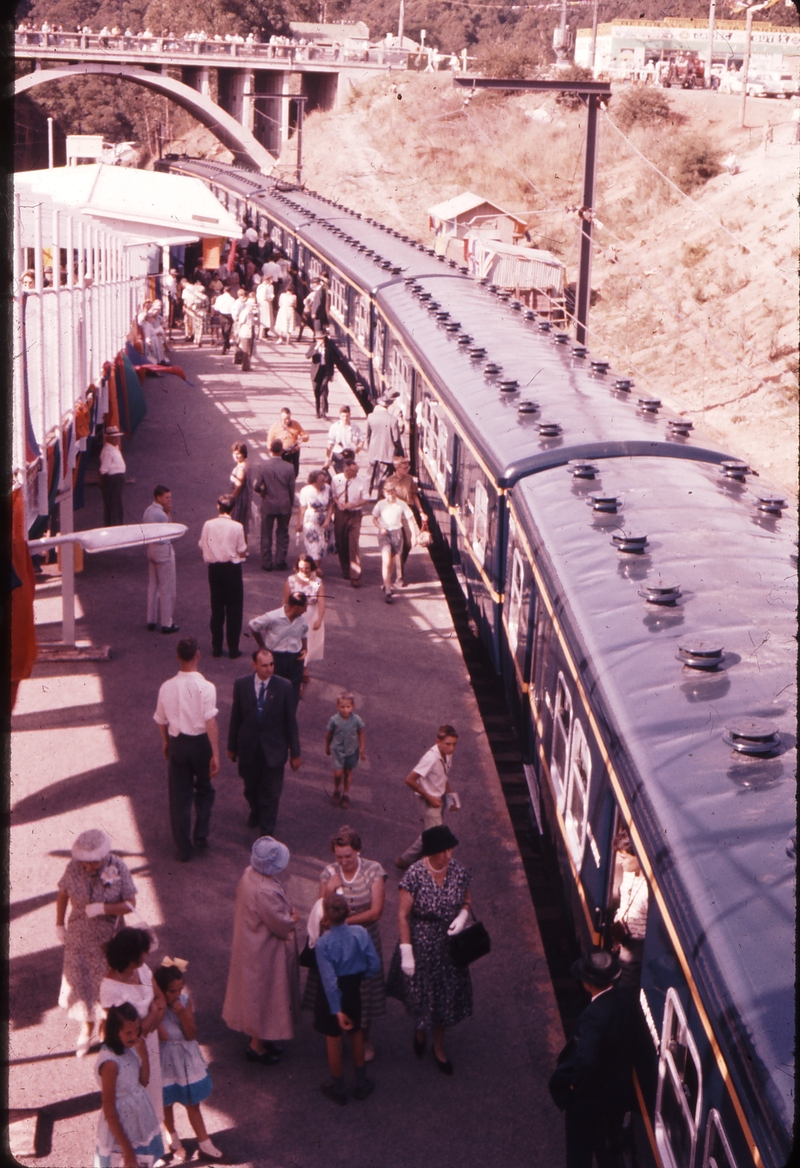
[99,425,126,526]
[396,725,460,869]
[249,593,309,707]
[213,284,237,353]
[143,484,178,634]
[325,405,364,474]
[154,636,219,861]
[199,494,247,658]
[331,460,368,587]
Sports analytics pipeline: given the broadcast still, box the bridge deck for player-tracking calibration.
[9,333,565,1166]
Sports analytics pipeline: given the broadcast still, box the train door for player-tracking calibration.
[655,988,704,1168]
[417,389,453,553]
[501,519,534,731]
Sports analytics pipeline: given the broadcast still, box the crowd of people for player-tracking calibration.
[47,259,641,1166]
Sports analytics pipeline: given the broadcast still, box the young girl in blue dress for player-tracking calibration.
[153,962,222,1161]
[95,1002,165,1168]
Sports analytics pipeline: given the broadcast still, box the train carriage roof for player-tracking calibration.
[510,456,796,1164]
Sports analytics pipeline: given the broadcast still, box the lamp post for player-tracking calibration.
[589,0,600,75]
[739,1,769,127]
[398,0,405,43]
[705,0,716,87]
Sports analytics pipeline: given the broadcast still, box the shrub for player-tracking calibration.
[611,87,675,133]
[670,134,723,193]
[475,42,541,80]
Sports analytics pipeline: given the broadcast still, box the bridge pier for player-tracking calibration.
[181,65,211,98]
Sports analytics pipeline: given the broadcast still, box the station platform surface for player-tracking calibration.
[9,331,566,1167]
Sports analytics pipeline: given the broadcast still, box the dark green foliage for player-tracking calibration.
[670,134,722,192]
[612,87,677,133]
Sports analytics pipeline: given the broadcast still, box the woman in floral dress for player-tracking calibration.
[283,554,325,678]
[55,829,137,1057]
[296,470,333,563]
[387,824,472,1074]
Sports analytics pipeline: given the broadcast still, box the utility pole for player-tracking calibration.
[455,77,612,344]
[589,0,599,75]
[47,116,54,167]
[554,0,569,66]
[706,0,716,87]
[739,1,769,127]
[398,0,405,43]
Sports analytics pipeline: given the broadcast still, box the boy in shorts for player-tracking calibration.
[314,890,380,1103]
[324,692,366,809]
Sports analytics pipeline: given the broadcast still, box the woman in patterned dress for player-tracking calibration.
[386,824,472,1075]
[296,470,333,564]
[304,826,387,1061]
[230,441,252,539]
[283,554,325,683]
[55,829,137,1057]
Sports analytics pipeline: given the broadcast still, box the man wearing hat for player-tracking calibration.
[99,426,126,526]
[548,948,635,1168]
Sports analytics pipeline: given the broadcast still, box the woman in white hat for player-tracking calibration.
[55,829,137,1056]
[222,836,300,1065]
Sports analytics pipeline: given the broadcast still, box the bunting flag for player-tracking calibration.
[11,487,38,710]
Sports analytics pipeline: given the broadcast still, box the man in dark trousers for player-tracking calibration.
[253,439,296,571]
[548,949,634,1168]
[227,648,302,833]
[198,494,247,658]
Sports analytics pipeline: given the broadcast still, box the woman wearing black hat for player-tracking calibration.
[386,824,471,1074]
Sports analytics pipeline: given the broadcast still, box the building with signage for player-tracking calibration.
[575,17,800,77]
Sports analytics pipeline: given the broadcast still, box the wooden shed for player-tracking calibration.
[428,191,526,256]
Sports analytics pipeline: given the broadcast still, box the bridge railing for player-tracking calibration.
[14,30,411,69]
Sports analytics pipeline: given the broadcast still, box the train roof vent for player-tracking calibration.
[537,421,562,437]
[614,378,634,392]
[498,289,511,300]
[459,265,469,274]
[720,459,749,480]
[364,248,375,256]
[356,244,367,252]
[572,345,588,358]
[524,309,537,321]
[553,331,570,344]
[612,532,649,554]
[445,321,461,332]
[484,362,502,376]
[510,299,523,311]
[677,641,725,670]
[588,494,621,513]
[418,291,432,301]
[518,400,540,414]
[538,320,552,333]
[426,247,436,256]
[427,301,441,312]
[590,359,610,374]
[437,254,447,263]
[435,310,450,320]
[667,419,694,437]
[499,379,520,393]
[404,275,416,284]
[487,284,499,294]
[381,261,393,270]
[568,460,599,479]
[478,277,489,286]
[639,581,682,605]
[457,334,474,346]
[469,346,487,359]
[448,259,458,268]
[754,494,788,515]
[390,265,403,274]
[410,283,423,293]
[723,718,781,756]
[638,397,661,413]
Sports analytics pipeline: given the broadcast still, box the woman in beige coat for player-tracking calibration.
[222,836,300,1065]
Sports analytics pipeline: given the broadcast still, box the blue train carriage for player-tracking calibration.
[506,451,796,1168]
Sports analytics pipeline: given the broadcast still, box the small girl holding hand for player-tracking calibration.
[325,692,366,809]
[154,962,222,1162]
[95,1002,165,1168]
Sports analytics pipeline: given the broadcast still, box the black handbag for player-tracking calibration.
[447,909,491,969]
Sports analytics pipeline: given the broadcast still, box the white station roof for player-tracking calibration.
[15,164,240,245]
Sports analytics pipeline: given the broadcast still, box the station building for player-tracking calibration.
[575,17,800,77]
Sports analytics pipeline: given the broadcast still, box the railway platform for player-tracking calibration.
[9,332,565,1167]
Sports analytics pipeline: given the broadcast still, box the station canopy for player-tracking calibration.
[14,163,241,246]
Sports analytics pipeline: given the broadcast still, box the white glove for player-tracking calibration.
[400,943,415,977]
[447,908,470,936]
[85,902,107,918]
[56,924,67,944]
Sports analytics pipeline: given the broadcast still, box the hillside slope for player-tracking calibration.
[279,74,798,494]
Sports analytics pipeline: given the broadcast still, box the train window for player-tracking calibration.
[354,294,370,346]
[473,480,488,564]
[435,416,448,487]
[551,673,572,807]
[703,1111,738,1168]
[271,226,282,249]
[564,719,591,866]
[329,275,347,322]
[656,988,703,1168]
[307,256,324,281]
[374,321,385,375]
[507,548,525,653]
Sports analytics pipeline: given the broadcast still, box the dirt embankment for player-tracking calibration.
[278,75,798,495]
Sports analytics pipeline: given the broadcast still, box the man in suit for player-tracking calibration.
[253,439,296,572]
[548,949,634,1168]
[227,648,302,834]
[365,395,402,496]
